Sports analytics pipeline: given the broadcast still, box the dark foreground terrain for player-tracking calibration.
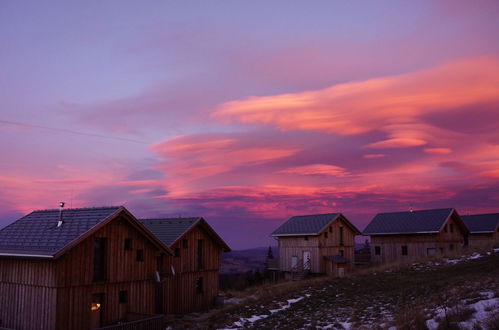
[171,249,499,329]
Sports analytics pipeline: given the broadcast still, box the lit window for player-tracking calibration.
[90,302,101,311]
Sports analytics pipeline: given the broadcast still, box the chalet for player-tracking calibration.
[140,217,230,314]
[363,208,469,264]
[0,206,171,330]
[271,213,361,277]
[461,213,499,247]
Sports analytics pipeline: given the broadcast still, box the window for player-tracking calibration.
[174,248,180,257]
[450,224,454,233]
[329,226,332,233]
[182,239,188,249]
[444,224,448,233]
[93,238,107,281]
[401,246,408,256]
[449,244,454,251]
[197,239,204,270]
[196,277,204,294]
[136,249,144,262]
[119,290,128,304]
[324,232,328,238]
[339,227,344,245]
[124,238,132,251]
[304,236,309,241]
[374,246,381,255]
[427,248,437,256]
[339,250,344,257]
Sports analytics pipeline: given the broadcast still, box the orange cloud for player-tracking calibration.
[213,56,499,149]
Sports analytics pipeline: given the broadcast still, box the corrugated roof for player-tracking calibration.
[461,213,499,233]
[0,206,121,257]
[272,213,341,236]
[363,208,455,235]
[140,217,200,246]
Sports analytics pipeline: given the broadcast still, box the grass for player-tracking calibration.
[169,248,499,329]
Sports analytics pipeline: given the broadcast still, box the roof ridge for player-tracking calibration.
[140,217,200,221]
[291,212,340,218]
[32,206,122,212]
[376,208,453,215]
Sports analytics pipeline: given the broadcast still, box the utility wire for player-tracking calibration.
[0,119,149,145]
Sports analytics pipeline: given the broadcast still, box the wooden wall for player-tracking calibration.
[278,216,357,274]
[468,232,498,248]
[0,259,57,330]
[370,213,466,264]
[0,214,163,330]
[54,215,162,330]
[162,224,222,314]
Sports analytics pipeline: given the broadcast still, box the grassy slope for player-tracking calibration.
[206,251,499,329]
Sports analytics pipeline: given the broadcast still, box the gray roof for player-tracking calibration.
[0,207,121,258]
[272,213,342,236]
[461,213,499,233]
[140,217,201,246]
[363,208,456,235]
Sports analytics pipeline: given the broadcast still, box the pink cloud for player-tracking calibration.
[279,164,350,177]
[424,147,452,155]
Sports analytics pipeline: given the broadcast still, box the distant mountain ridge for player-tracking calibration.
[221,246,278,274]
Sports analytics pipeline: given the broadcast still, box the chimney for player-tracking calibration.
[57,202,65,227]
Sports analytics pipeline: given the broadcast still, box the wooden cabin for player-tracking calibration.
[271,213,361,277]
[0,206,171,330]
[461,213,499,248]
[140,217,230,314]
[363,208,469,264]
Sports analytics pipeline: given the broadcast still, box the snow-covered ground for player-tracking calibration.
[426,291,498,329]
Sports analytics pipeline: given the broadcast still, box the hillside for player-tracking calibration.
[179,248,499,329]
[221,247,278,274]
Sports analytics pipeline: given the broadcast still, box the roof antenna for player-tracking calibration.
[57,202,65,228]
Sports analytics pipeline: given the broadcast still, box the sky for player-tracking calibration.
[1,1,499,249]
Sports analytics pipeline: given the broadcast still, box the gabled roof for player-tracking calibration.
[271,213,361,237]
[140,217,231,252]
[461,213,499,233]
[0,206,172,259]
[363,208,466,235]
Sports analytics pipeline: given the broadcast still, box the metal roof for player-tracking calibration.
[140,217,200,246]
[363,208,456,235]
[272,213,361,236]
[140,217,231,251]
[0,206,121,258]
[461,213,499,233]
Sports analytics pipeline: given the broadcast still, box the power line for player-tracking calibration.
[0,119,149,145]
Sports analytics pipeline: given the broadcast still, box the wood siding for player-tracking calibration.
[370,213,466,264]
[55,215,162,330]
[277,217,357,274]
[468,230,499,248]
[162,225,222,314]
[0,214,163,330]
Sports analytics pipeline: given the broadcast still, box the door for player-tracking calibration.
[291,256,298,270]
[90,293,104,329]
[303,251,311,270]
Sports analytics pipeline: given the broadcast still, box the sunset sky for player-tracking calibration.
[1,1,499,249]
